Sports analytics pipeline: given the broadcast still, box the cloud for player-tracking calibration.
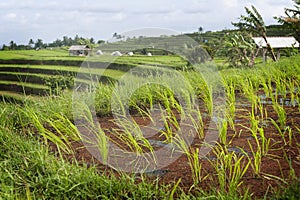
[0,0,296,45]
[222,0,238,8]
[4,13,17,20]
[131,8,174,15]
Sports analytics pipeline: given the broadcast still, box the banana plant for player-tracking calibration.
[232,5,277,62]
[219,31,259,67]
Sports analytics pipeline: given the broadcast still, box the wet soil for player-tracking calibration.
[48,93,300,198]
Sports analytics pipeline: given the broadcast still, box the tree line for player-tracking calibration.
[1,35,105,51]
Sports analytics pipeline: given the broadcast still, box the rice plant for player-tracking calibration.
[270,118,292,147]
[211,144,250,195]
[224,78,236,120]
[247,140,262,176]
[188,108,205,139]
[272,101,287,130]
[19,105,74,154]
[217,119,228,145]
[202,84,213,116]
[174,136,209,187]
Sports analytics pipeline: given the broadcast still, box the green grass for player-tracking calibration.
[0,49,188,68]
[0,64,123,77]
[0,91,38,103]
[0,49,189,99]
[0,125,180,199]
[0,80,48,90]
[0,49,84,60]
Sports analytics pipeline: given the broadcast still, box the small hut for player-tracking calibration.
[69,45,91,56]
[111,51,122,56]
[252,37,299,60]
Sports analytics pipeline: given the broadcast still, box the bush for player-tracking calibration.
[44,74,74,96]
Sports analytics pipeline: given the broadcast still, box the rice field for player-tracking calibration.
[0,49,299,199]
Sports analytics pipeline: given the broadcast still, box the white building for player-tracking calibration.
[252,37,299,60]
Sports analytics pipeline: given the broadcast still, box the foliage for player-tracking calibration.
[218,32,258,67]
[44,74,74,96]
[270,179,300,200]
[232,5,277,61]
[1,35,97,51]
[78,38,98,51]
[275,0,300,42]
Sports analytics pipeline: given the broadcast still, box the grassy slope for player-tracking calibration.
[0,49,83,60]
[0,49,187,68]
[0,49,188,99]
[0,64,125,78]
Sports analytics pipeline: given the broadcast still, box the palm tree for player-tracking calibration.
[198,27,203,33]
[9,41,16,50]
[28,39,34,49]
[232,5,277,61]
[35,39,44,49]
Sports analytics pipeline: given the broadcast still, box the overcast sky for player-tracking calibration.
[0,0,295,45]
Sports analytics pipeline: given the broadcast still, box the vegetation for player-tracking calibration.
[0,46,300,198]
[0,119,180,199]
[232,5,277,61]
[1,35,98,51]
[218,31,258,67]
[275,0,300,42]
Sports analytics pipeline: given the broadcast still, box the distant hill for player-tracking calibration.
[97,24,296,57]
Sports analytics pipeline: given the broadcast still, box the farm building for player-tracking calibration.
[252,37,299,60]
[68,45,91,56]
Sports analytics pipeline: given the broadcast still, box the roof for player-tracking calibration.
[252,37,299,48]
[68,45,91,51]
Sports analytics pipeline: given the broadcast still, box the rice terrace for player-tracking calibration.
[1,1,300,199]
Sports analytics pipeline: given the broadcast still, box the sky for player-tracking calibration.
[0,0,295,45]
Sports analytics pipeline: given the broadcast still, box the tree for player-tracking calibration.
[9,41,16,50]
[219,32,259,67]
[34,39,44,49]
[2,44,9,51]
[275,0,300,42]
[52,39,63,47]
[89,37,96,45]
[232,5,277,61]
[28,39,34,49]
[74,34,80,45]
[198,27,203,33]
[112,32,122,39]
[97,40,105,44]
[78,38,98,55]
